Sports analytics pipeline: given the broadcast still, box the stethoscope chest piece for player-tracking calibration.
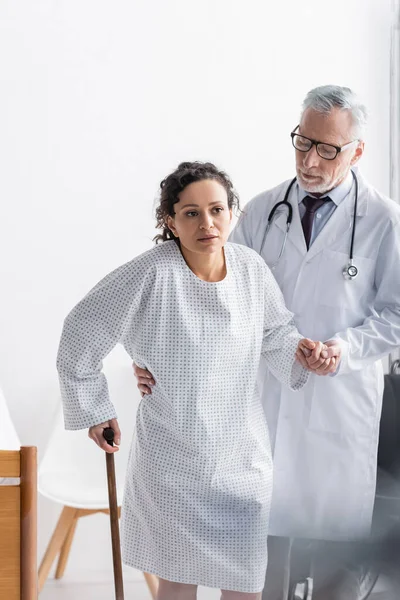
[343,263,358,280]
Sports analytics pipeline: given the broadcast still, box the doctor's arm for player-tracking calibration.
[332,221,400,375]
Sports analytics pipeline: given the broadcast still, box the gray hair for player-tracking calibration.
[301,85,368,140]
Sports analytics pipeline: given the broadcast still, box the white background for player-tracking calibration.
[0,0,394,582]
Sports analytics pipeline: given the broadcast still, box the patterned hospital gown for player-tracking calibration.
[57,241,308,593]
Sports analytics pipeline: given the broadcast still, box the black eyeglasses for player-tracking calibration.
[290,125,358,160]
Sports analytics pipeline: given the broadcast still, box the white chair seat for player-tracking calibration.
[39,471,125,509]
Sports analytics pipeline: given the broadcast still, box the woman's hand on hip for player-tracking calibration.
[132,362,155,397]
[88,418,121,453]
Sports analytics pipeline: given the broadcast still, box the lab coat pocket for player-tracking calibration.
[316,250,375,310]
[309,365,381,436]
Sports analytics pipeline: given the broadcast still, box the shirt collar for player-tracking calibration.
[297,170,354,207]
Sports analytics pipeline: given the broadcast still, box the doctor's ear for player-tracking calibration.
[350,140,365,166]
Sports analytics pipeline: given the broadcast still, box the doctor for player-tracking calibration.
[230,85,400,599]
[134,85,400,598]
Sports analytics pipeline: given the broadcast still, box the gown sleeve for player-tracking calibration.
[56,263,141,430]
[261,262,309,391]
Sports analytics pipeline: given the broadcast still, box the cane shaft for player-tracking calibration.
[106,452,124,600]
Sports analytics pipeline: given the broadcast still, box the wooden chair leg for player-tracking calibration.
[38,506,78,592]
[55,514,79,579]
[143,572,158,598]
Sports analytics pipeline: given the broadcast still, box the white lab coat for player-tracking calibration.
[229,170,400,541]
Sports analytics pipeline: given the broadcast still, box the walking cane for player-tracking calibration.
[103,427,125,600]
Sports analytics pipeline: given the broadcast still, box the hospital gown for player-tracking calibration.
[57,241,308,593]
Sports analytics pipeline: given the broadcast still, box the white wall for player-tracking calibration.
[0,0,394,581]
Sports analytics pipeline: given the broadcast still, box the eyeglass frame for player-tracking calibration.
[290,125,359,160]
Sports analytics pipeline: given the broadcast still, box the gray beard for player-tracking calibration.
[297,168,349,195]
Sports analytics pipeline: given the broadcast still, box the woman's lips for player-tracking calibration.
[198,236,219,242]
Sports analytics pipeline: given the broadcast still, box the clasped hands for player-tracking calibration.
[296,338,341,376]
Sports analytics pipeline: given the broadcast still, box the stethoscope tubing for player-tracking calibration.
[261,171,358,278]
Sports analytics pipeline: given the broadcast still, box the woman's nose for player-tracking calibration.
[200,214,214,229]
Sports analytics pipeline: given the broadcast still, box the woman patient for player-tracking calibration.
[57,161,335,600]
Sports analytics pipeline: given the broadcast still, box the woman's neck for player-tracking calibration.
[180,245,226,282]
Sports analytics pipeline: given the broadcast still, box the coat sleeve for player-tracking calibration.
[261,263,309,391]
[332,220,400,375]
[56,265,140,430]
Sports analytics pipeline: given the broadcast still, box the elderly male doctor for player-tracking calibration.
[231,85,400,598]
[134,85,400,598]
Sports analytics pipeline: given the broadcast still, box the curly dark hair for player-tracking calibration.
[154,161,241,244]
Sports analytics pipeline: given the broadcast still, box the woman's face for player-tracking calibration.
[167,179,232,255]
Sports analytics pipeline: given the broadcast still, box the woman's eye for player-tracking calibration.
[185,208,223,217]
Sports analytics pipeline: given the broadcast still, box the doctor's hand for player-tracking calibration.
[318,339,342,374]
[296,339,341,375]
[296,339,332,374]
[133,362,156,397]
[88,419,121,454]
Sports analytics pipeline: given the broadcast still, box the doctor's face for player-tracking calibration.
[167,179,232,256]
[295,107,364,195]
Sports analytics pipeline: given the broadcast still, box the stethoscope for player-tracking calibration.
[260,170,359,280]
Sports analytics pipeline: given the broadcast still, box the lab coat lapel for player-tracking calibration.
[272,170,369,260]
[305,199,353,261]
[274,188,308,256]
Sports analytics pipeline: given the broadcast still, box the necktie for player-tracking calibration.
[301,195,330,250]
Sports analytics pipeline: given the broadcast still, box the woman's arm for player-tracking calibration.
[261,263,318,390]
[57,266,140,431]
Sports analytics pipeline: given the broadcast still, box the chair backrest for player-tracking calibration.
[378,374,400,474]
[39,362,140,502]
